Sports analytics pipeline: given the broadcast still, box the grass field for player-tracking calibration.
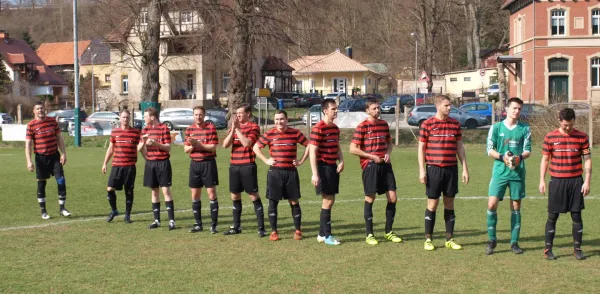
[1,143,600,293]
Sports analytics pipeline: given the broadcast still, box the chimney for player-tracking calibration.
[0,30,8,39]
[345,46,352,59]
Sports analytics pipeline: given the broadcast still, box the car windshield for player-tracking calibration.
[383,97,397,103]
[490,84,499,89]
[309,105,321,112]
[339,100,352,108]
[2,114,11,120]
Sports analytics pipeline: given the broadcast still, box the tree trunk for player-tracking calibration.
[470,1,481,69]
[227,0,251,114]
[497,62,506,104]
[140,0,161,102]
[463,2,474,69]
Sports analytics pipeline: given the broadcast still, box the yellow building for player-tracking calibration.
[289,51,383,95]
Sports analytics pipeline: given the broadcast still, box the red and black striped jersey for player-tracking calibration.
[26,117,60,155]
[110,127,141,166]
[256,127,308,168]
[309,120,340,165]
[230,122,260,165]
[419,117,462,167]
[141,123,171,161]
[184,122,218,162]
[542,129,590,178]
[351,119,390,169]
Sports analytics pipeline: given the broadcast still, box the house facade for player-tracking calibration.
[502,0,600,104]
[444,68,499,97]
[80,39,112,88]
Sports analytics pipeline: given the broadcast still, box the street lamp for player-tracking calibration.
[411,32,418,106]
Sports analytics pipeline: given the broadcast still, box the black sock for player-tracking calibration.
[209,200,218,226]
[253,199,265,231]
[233,200,242,230]
[152,202,160,222]
[321,209,332,237]
[444,209,455,241]
[107,190,117,211]
[192,200,202,225]
[425,209,436,239]
[37,181,47,211]
[58,196,66,211]
[545,212,559,250]
[572,212,583,250]
[268,199,279,232]
[125,189,134,215]
[385,202,396,234]
[364,201,374,235]
[291,203,302,231]
[165,201,174,222]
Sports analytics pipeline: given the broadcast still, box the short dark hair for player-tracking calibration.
[506,97,523,107]
[35,101,44,106]
[120,109,130,116]
[321,99,337,112]
[365,98,379,110]
[193,106,206,113]
[237,103,252,114]
[144,107,158,118]
[559,107,576,121]
[274,110,288,118]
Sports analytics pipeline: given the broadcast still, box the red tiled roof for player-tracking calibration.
[289,51,375,74]
[36,40,91,66]
[501,0,516,10]
[0,38,68,86]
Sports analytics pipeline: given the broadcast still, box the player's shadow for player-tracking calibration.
[397,229,483,242]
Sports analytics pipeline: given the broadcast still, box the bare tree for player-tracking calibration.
[140,0,161,102]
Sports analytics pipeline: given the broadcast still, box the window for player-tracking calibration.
[477,104,490,111]
[187,74,194,92]
[181,11,192,24]
[450,78,457,82]
[122,75,129,94]
[462,105,476,112]
[141,11,148,25]
[593,9,600,35]
[548,58,569,72]
[592,58,600,87]
[105,74,110,83]
[222,73,230,92]
[418,107,436,113]
[551,9,566,36]
[464,77,471,82]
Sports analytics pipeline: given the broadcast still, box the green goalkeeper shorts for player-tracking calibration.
[488,177,525,201]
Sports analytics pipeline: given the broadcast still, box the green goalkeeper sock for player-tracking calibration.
[487,209,497,241]
[510,210,521,244]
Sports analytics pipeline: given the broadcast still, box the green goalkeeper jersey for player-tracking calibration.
[486,120,532,180]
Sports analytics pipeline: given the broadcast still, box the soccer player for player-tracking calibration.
[309,99,344,246]
[184,106,220,234]
[222,104,265,237]
[539,108,591,261]
[350,98,402,246]
[101,110,141,223]
[139,107,176,230]
[418,95,469,251]
[485,97,531,255]
[252,110,310,241]
[25,101,71,219]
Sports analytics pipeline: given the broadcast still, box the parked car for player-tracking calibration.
[47,109,88,132]
[407,104,489,129]
[302,105,322,125]
[380,95,416,114]
[338,99,366,112]
[324,92,349,103]
[460,102,496,121]
[160,108,227,131]
[487,83,500,95]
[87,111,120,124]
[133,111,143,129]
[295,93,323,107]
[500,103,547,121]
[0,112,14,129]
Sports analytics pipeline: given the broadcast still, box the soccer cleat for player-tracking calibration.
[223,226,242,235]
[124,215,132,224]
[210,225,218,234]
[41,211,50,220]
[424,238,435,251]
[294,230,303,240]
[148,220,160,229]
[189,224,203,233]
[485,240,497,255]
[59,209,71,217]
[511,243,523,254]
[269,231,280,241]
[365,234,379,245]
[324,235,341,246]
[106,210,119,222]
[574,249,586,260]
[544,249,556,260]
[384,231,403,243]
[168,220,176,231]
[317,235,326,243]
[258,229,266,238]
[445,239,463,250]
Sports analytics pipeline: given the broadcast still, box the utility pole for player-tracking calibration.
[73,0,81,146]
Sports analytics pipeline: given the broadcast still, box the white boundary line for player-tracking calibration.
[1,196,597,232]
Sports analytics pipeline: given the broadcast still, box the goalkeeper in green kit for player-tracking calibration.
[485,97,531,255]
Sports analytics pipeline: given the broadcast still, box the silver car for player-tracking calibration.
[87,111,119,123]
[407,104,489,129]
[160,108,227,130]
[0,113,13,129]
[302,105,322,125]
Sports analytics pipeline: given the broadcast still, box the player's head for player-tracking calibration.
[143,107,158,125]
[274,110,288,130]
[321,99,338,121]
[119,109,130,128]
[365,98,380,119]
[559,107,576,134]
[505,97,523,120]
[193,106,206,125]
[434,95,452,116]
[235,103,252,123]
[33,101,46,119]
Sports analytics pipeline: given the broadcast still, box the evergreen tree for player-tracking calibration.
[0,53,12,94]
[21,31,36,51]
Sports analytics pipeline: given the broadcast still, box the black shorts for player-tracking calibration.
[266,167,301,201]
[108,165,136,191]
[548,176,585,213]
[35,153,64,180]
[143,159,172,188]
[425,164,459,199]
[189,159,219,188]
[229,163,258,194]
[362,162,396,196]
[316,162,339,196]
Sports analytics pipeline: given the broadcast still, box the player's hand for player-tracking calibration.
[502,151,514,169]
[384,153,391,163]
[187,137,197,147]
[462,168,469,185]
[419,169,427,185]
[60,154,67,166]
[372,155,383,164]
[539,181,546,195]
[582,181,591,197]
[336,161,344,173]
[294,158,305,167]
[27,161,34,172]
[141,134,149,144]
[102,164,107,174]
[232,115,241,130]
[311,174,320,187]
[265,158,276,166]
[146,139,155,147]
